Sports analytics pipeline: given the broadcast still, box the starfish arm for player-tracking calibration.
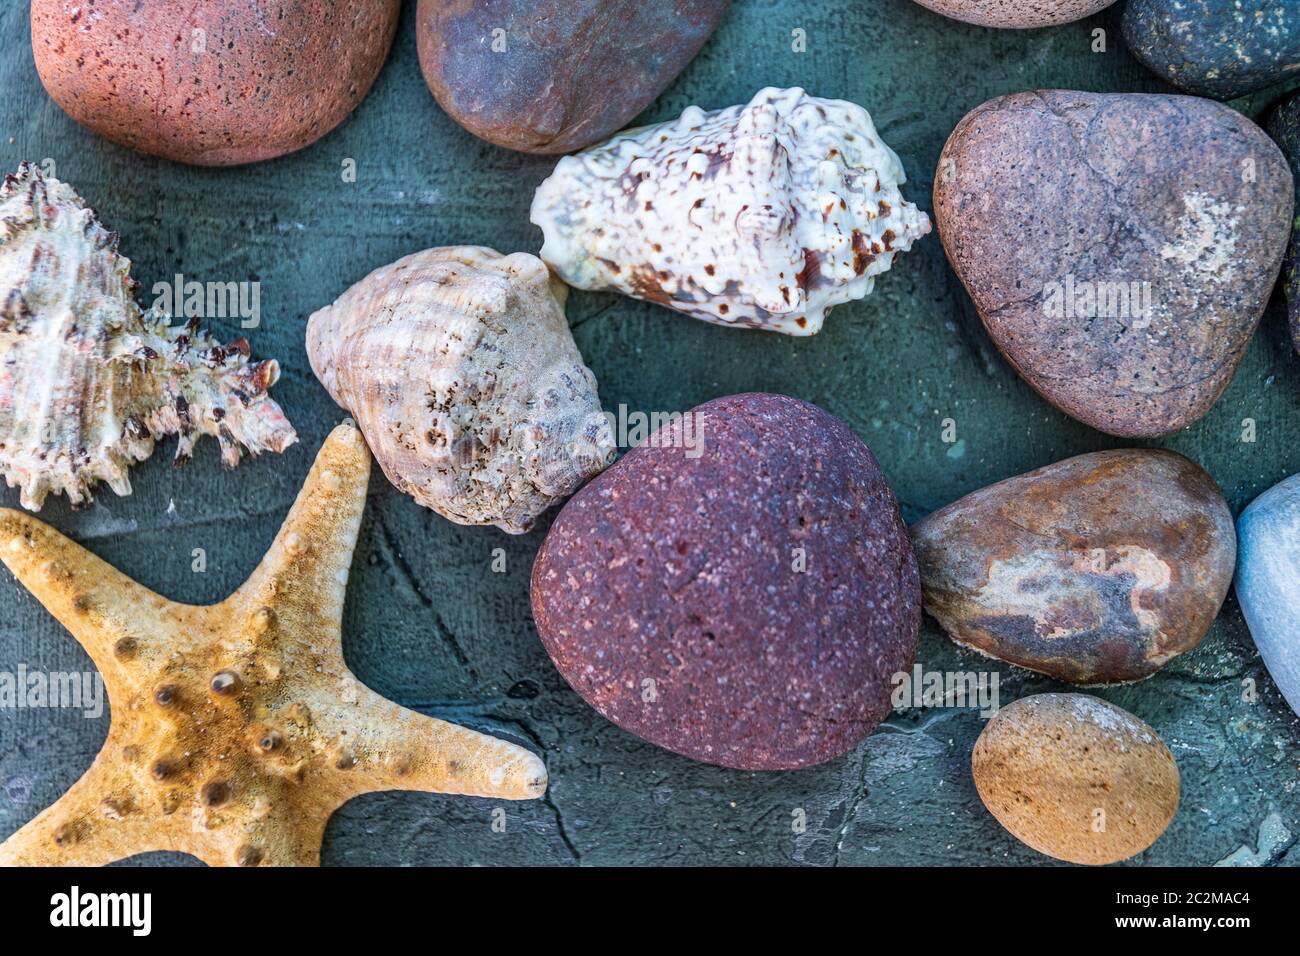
[1,422,546,870]
[323,681,547,802]
[0,509,180,679]
[175,803,332,868]
[223,422,370,650]
[0,750,179,867]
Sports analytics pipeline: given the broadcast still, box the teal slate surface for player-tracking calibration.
[0,0,1297,866]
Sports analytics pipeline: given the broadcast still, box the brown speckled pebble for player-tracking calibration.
[973,694,1180,865]
[911,0,1116,28]
[530,393,920,770]
[31,0,400,166]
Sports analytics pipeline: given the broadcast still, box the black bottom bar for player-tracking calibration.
[0,865,1282,940]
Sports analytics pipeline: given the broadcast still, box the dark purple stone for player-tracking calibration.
[531,393,920,770]
[416,0,732,154]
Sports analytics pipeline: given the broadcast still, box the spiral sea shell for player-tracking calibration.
[0,163,296,510]
[531,87,932,335]
[307,246,615,533]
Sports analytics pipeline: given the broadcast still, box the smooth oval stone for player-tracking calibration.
[973,694,1180,865]
[1236,474,1300,717]
[530,393,920,770]
[912,449,1236,684]
[935,90,1294,437]
[1267,92,1300,356]
[31,0,399,166]
[911,0,1115,28]
[416,0,731,154]
[1123,0,1300,101]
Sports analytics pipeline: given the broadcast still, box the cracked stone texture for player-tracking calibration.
[0,0,1296,866]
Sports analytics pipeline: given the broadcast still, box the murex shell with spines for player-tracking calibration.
[0,162,296,509]
[531,87,932,335]
[307,246,615,534]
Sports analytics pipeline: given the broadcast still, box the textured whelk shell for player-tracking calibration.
[531,86,932,335]
[307,246,615,533]
[0,162,296,510]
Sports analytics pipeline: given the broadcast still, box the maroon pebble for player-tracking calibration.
[530,393,921,770]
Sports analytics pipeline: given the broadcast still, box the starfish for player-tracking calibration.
[0,422,546,866]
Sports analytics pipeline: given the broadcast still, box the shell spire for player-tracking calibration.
[0,162,296,510]
[307,246,615,533]
[531,87,932,335]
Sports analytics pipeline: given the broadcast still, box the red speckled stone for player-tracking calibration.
[530,393,920,770]
[31,0,400,166]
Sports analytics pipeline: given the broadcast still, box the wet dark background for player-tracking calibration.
[0,0,1296,865]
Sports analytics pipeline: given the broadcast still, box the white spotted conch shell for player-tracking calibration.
[531,87,932,335]
[306,246,615,533]
[0,162,296,510]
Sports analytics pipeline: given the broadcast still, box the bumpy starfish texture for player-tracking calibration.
[0,422,546,867]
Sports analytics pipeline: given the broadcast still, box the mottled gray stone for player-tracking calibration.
[1236,474,1300,716]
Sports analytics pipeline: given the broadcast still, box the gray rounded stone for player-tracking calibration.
[1236,474,1300,717]
[1123,0,1300,101]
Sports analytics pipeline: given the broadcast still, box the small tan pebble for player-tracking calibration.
[972,693,1180,865]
